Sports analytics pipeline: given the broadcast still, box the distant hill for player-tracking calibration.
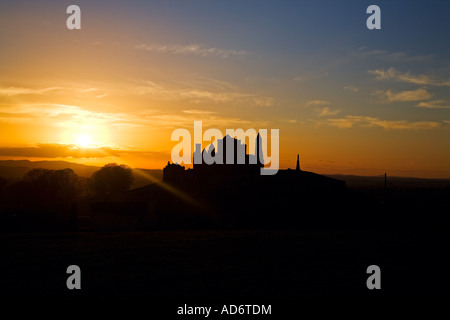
[0,160,163,189]
[325,174,450,189]
[0,160,99,177]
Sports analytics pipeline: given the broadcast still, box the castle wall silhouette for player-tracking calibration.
[164,134,265,185]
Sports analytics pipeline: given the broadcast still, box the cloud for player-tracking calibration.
[0,101,266,131]
[416,100,450,109]
[305,100,340,117]
[0,144,122,158]
[344,85,358,93]
[0,103,141,128]
[138,113,260,128]
[183,109,217,115]
[369,68,450,86]
[376,88,433,102]
[131,80,273,107]
[305,100,329,107]
[0,86,109,99]
[354,48,434,62]
[0,86,62,96]
[318,107,340,117]
[134,43,248,58]
[324,115,441,130]
[0,143,173,159]
[78,88,109,99]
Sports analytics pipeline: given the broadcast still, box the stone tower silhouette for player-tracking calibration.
[296,154,300,171]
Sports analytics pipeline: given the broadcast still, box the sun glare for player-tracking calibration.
[76,134,93,148]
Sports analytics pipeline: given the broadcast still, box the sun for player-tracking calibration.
[76,134,93,148]
[61,125,110,148]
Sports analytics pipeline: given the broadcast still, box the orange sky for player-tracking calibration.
[0,1,449,178]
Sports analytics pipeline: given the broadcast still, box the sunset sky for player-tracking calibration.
[1,0,449,178]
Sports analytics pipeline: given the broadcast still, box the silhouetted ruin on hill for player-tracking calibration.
[154,134,347,228]
[71,134,348,230]
[164,134,264,186]
[163,134,344,191]
[0,134,350,231]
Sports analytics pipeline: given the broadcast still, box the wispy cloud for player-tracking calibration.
[324,115,441,130]
[182,109,216,115]
[0,143,121,158]
[134,43,248,58]
[305,100,329,107]
[0,143,170,159]
[369,68,450,86]
[138,113,263,129]
[354,47,434,62]
[130,80,273,107]
[343,85,358,93]
[0,86,63,96]
[305,100,340,117]
[0,103,263,131]
[318,107,340,117]
[0,103,147,128]
[0,86,109,98]
[375,88,433,102]
[416,100,450,109]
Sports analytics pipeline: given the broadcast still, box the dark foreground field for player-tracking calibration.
[0,229,448,299]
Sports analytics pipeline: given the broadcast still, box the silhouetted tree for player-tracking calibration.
[0,168,82,230]
[22,168,81,203]
[91,163,134,198]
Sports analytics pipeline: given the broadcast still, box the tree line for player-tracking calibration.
[0,163,134,229]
